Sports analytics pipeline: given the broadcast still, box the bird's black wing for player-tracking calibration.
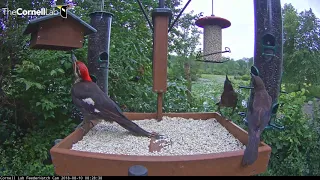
[71,81,152,137]
[71,81,123,119]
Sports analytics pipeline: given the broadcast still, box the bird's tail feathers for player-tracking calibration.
[115,116,152,137]
[242,134,260,166]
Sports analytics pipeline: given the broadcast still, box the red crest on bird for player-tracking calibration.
[74,61,92,82]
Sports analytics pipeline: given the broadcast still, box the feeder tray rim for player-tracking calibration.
[50,112,272,176]
[51,143,271,162]
[23,11,97,36]
[195,15,231,29]
[52,112,271,162]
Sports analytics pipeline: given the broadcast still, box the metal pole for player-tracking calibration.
[212,0,214,16]
[168,0,191,32]
[159,0,165,8]
[101,0,104,11]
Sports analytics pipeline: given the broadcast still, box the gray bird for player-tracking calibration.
[242,73,272,166]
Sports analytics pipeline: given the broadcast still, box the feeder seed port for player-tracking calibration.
[261,33,277,59]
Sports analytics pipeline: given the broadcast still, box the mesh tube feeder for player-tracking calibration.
[195,15,231,63]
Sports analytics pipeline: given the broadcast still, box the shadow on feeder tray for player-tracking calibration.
[195,47,231,63]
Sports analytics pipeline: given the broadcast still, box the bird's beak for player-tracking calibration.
[250,72,255,77]
[71,51,78,77]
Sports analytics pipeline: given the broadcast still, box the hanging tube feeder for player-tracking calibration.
[49,0,272,176]
[195,1,231,63]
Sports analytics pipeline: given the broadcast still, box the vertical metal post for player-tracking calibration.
[211,0,214,16]
[159,0,165,8]
[87,11,114,95]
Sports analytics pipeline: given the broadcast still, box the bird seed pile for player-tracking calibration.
[71,116,245,156]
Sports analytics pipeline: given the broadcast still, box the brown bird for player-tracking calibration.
[242,73,272,166]
[216,75,238,118]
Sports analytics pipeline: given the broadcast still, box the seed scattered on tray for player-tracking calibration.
[71,116,245,156]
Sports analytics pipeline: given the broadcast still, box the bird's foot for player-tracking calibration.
[149,132,168,140]
[76,122,86,135]
[89,120,95,127]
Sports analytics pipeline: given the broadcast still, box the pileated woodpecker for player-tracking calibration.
[71,60,160,138]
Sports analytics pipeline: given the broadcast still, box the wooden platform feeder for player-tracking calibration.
[23,11,97,51]
[50,1,271,176]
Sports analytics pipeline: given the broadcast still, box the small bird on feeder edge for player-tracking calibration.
[242,73,272,166]
[71,60,162,139]
[216,75,238,119]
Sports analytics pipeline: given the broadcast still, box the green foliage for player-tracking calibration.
[259,86,320,176]
[197,58,253,76]
[0,119,75,176]
[282,4,320,86]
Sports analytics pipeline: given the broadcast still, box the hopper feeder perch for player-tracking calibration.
[195,0,231,63]
[28,0,273,176]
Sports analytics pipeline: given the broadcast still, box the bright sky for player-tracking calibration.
[182,0,320,60]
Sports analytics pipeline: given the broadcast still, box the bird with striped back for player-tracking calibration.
[216,75,238,119]
[71,59,162,138]
[242,73,272,166]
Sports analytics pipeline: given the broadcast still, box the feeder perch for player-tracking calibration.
[23,11,97,51]
[195,15,231,62]
[49,1,271,176]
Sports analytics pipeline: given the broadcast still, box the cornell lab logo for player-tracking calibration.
[1,2,75,18]
[51,2,75,18]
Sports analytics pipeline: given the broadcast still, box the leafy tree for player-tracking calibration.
[282,4,320,87]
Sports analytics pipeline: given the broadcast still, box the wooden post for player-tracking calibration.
[152,8,172,120]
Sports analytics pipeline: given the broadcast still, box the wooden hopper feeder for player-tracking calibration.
[49,1,272,176]
[23,11,97,51]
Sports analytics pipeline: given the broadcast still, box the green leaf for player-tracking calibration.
[25,81,32,90]
[50,70,56,76]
